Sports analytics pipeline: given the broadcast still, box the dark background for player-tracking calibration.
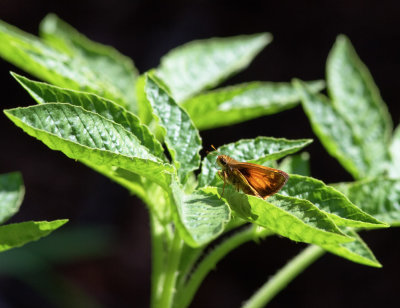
[1,1,400,307]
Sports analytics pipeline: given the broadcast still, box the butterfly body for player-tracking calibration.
[216,154,289,199]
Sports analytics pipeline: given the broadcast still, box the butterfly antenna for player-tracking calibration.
[207,144,220,156]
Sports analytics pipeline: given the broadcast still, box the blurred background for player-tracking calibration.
[1,1,400,307]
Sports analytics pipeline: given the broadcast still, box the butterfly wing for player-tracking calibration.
[235,163,289,199]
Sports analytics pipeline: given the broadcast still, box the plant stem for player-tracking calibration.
[242,245,325,308]
[150,213,165,308]
[176,225,273,308]
[159,230,183,308]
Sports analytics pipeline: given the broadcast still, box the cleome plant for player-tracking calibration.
[1,13,400,308]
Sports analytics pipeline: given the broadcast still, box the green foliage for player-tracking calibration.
[155,33,272,101]
[145,76,202,184]
[1,15,399,308]
[0,172,67,253]
[0,220,68,252]
[0,172,24,224]
[0,15,138,110]
[182,80,325,130]
[335,178,400,226]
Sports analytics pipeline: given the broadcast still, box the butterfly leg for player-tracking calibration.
[218,170,227,198]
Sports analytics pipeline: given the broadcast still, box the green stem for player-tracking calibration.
[159,230,183,308]
[150,213,165,308]
[176,226,273,308]
[242,245,325,308]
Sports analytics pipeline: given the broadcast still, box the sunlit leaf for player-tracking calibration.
[145,76,201,183]
[156,33,272,101]
[182,80,324,130]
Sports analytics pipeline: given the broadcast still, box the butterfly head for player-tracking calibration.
[216,155,230,168]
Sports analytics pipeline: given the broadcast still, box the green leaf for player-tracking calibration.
[12,72,164,159]
[198,137,312,187]
[0,172,24,224]
[211,188,352,246]
[335,178,400,226]
[4,103,174,190]
[0,19,130,108]
[322,228,381,267]
[0,219,68,252]
[279,174,386,228]
[156,33,272,101]
[279,152,311,176]
[294,79,368,179]
[182,80,325,130]
[171,185,231,247]
[327,35,391,175]
[145,76,202,183]
[389,124,400,178]
[39,14,139,111]
[327,35,392,144]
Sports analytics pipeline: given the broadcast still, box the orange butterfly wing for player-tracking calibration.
[235,163,289,199]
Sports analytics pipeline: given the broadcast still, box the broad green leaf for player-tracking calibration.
[389,124,400,178]
[295,79,368,179]
[198,137,312,187]
[279,152,310,176]
[4,103,174,190]
[327,35,391,175]
[171,185,230,247]
[156,33,272,101]
[0,19,128,108]
[145,76,202,183]
[12,73,164,159]
[335,178,400,226]
[39,14,138,111]
[182,80,325,130]
[0,172,24,224]
[210,187,352,246]
[0,219,68,252]
[279,174,386,228]
[322,228,381,267]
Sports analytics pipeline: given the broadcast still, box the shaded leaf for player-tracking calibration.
[12,73,164,159]
[0,172,24,224]
[199,137,312,187]
[335,178,400,226]
[322,228,381,267]
[156,33,272,101]
[171,185,231,247]
[39,14,138,111]
[0,220,68,252]
[182,80,324,130]
[279,174,386,228]
[0,19,129,108]
[145,76,201,183]
[4,103,174,190]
